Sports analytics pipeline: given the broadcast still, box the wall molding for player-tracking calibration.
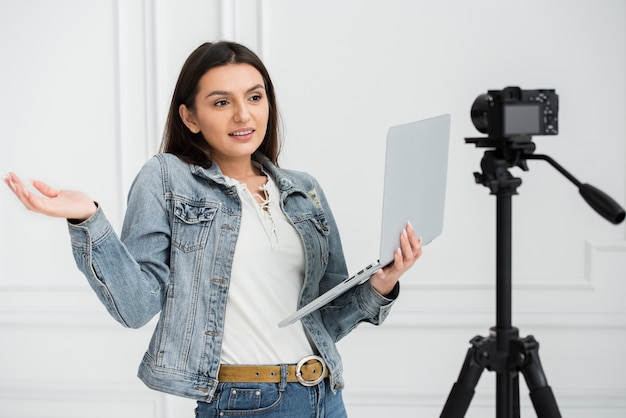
[219,0,265,57]
[0,290,623,329]
[1,241,624,327]
[404,239,626,291]
[113,0,158,220]
[0,381,165,417]
[383,310,626,329]
[1,381,624,416]
[343,387,626,412]
[3,239,622,289]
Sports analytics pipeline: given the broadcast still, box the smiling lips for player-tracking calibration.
[229,129,255,139]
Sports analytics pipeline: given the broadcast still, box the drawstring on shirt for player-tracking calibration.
[239,181,279,248]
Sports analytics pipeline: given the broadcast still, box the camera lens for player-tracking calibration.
[471,93,492,134]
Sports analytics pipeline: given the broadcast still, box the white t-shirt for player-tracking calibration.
[220,173,314,364]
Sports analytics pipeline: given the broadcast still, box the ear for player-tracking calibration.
[179,104,201,134]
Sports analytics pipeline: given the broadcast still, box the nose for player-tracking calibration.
[233,102,251,123]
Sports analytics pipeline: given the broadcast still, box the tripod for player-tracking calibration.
[440,135,625,418]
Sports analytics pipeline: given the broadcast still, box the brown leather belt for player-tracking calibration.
[218,355,328,386]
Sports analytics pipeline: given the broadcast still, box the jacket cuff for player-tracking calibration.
[67,206,113,248]
[357,281,400,324]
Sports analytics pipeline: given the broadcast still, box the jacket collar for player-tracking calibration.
[252,152,304,194]
[189,152,307,195]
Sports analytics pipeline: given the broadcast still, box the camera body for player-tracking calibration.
[471,86,558,138]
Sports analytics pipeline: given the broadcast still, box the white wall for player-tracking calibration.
[1,0,625,417]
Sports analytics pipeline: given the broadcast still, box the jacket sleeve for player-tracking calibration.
[68,156,171,328]
[312,179,400,341]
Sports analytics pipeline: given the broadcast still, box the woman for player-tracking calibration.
[3,41,422,417]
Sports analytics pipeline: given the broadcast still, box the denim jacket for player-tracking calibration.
[67,152,398,402]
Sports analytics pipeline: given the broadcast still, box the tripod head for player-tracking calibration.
[466,134,625,225]
[466,135,533,196]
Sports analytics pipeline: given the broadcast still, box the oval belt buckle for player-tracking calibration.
[296,355,327,387]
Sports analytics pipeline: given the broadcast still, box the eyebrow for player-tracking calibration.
[205,84,266,99]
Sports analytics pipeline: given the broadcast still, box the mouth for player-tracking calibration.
[229,129,255,137]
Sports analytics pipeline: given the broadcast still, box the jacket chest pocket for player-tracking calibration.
[172,200,219,252]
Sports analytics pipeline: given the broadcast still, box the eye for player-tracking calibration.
[249,93,264,102]
[214,99,229,107]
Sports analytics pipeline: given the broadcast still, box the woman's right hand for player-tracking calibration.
[3,172,97,222]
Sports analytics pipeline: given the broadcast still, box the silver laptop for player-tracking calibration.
[278,114,451,328]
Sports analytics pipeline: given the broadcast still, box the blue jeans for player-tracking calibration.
[194,375,347,417]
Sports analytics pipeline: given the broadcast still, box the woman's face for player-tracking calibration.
[180,63,269,165]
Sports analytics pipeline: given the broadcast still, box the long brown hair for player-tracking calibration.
[160,41,281,167]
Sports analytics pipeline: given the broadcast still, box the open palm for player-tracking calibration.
[4,172,97,221]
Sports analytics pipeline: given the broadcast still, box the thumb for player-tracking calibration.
[31,180,60,198]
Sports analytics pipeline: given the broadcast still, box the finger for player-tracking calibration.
[406,225,420,248]
[390,246,405,272]
[399,227,415,260]
[376,247,402,278]
[6,173,33,204]
[409,236,423,261]
[5,173,53,214]
[406,220,415,236]
[406,222,423,251]
[7,172,31,197]
[3,173,18,194]
[31,179,59,198]
[404,225,424,261]
[413,239,423,261]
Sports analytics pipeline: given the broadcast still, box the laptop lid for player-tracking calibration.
[378,113,451,265]
[278,114,451,327]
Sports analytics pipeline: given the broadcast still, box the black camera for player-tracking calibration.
[470,86,558,138]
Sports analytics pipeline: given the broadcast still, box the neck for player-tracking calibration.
[215,157,260,182]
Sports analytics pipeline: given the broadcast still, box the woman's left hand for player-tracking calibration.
[369,221,423,296]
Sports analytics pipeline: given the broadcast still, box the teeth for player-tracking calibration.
[230,130,253,136]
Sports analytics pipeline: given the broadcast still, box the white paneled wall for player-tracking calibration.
[1,0,625,417]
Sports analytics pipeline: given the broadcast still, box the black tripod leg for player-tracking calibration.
[519,336,562,418]
[513,372,520,418]
[440,336,488,418]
